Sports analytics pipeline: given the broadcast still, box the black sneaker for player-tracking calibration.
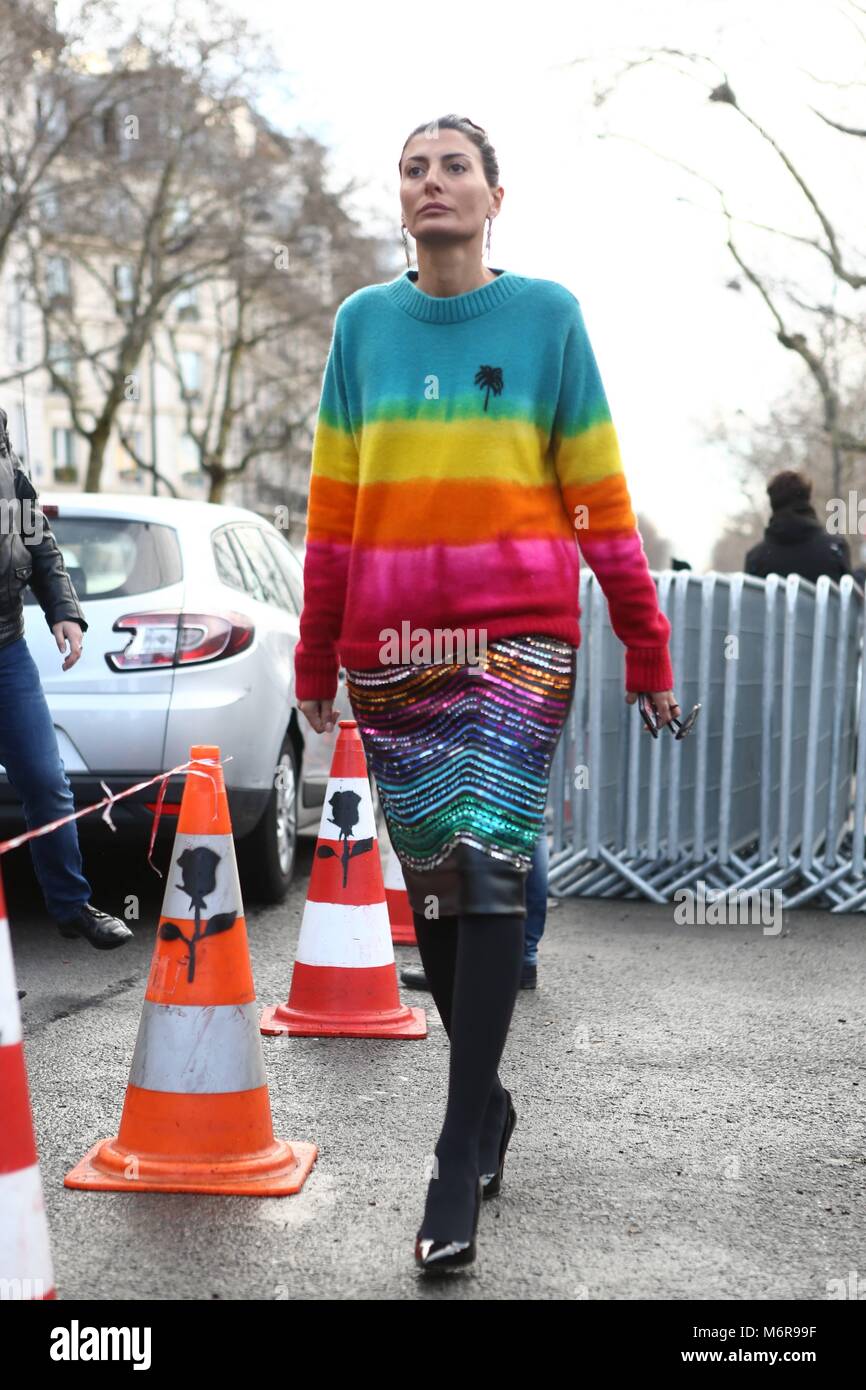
[57,903,133,951]
[520,962,538,990]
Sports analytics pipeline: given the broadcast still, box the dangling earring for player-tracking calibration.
[401,224,413,269]
[485,215,492,261]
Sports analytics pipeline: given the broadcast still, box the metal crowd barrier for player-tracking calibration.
[547,570,866,912]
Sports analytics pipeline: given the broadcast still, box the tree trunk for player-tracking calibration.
[207,470,226,504]
[85,432,110,491]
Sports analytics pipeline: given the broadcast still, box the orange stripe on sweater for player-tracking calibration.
[560,471,637,536]
[309,472,636,546]
[352,479,577,544]
[306,474,358,543]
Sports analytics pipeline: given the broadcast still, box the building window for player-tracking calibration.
[94,104,118,150]
[45,255,71,303]
[12,406,29,473]
[178,351,202,399]
[118,430,145,483]
[6,275,26,363]
[173,284,199,321]
[52,428,77,482]
[114,263,136,307]
[39,189,60,222]
[47,340,75,391]
[179,433,204,486]
[36,94,68,139]
[168,197,191,234]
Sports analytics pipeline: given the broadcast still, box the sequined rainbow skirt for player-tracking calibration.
[344,633,576,918]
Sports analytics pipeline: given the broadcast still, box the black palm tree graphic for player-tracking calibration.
[158,845,237,984]
[474,365,504,411]
[316,789,374,888]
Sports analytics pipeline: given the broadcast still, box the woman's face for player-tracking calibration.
[400,131,500,246]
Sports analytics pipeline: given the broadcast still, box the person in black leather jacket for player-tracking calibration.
[745,470,853,585]
[0,407,132,950]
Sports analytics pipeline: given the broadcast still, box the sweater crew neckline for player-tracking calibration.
[385,267,529,323]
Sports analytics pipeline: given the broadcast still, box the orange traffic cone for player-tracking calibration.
[381,822,417,946]
[261,721,426,1038]
[65,745,317,1196]
[0,869,56,1298]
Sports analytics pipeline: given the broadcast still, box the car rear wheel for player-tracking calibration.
[237,734,298,904]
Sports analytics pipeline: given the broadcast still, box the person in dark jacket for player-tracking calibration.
[745,470,853,584]
[0,407,131,950]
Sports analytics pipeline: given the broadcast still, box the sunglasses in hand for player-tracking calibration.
[637,692,701,740]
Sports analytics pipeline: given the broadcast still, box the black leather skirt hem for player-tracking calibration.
[401,840,529,920]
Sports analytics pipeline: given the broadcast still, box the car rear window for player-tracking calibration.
[22,517,183,603]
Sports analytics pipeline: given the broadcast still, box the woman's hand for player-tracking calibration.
[625,689,680,728]
[298,698,340,734]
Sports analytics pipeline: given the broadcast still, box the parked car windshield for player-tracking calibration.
[22,517,183,603]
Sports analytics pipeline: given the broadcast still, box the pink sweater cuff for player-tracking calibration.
[625,645,674,693]
[294,647,340,703]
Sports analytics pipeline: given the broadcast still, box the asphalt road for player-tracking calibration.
[8,835,866,1301]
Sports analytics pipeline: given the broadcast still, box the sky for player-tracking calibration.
[64,0,866,568]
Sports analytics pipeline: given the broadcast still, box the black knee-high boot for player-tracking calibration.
[417,910,524,1243]
[412,912,510,1176]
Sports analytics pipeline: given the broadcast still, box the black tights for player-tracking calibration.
[413,909,525,1241]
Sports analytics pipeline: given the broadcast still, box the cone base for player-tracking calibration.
[260,1002,426,1039]
[63,1137,318,1196]
[390,923,418,945]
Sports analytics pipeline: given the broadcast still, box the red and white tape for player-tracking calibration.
[0,755,233,876]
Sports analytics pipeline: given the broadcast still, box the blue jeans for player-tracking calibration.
[0,637,92,920]
[523,832,549,965]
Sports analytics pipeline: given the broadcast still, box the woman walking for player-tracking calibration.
[295,114,680,1274]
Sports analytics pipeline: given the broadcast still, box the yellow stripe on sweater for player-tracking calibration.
[553,420,624,488]
[311,414,624,493]
[310,419,359,485]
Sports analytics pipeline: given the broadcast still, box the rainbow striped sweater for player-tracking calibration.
[294,268,674,702]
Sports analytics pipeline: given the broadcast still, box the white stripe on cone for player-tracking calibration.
[128,1002,267,1093]
[159,833,242,920]
[0,1165,54,1297]
[384,844,408,893]
[295,900,394,969]
[0,917,21,1046]
[0,914,55,1299]
[316,779,378,842]
[378,815,410,895]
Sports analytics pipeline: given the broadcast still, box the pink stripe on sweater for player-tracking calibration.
[347,537,580,624]
[577,530,646,564]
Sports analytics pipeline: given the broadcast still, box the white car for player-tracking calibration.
[0,492,356,902]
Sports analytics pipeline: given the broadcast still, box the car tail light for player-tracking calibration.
[106,611,254,671]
